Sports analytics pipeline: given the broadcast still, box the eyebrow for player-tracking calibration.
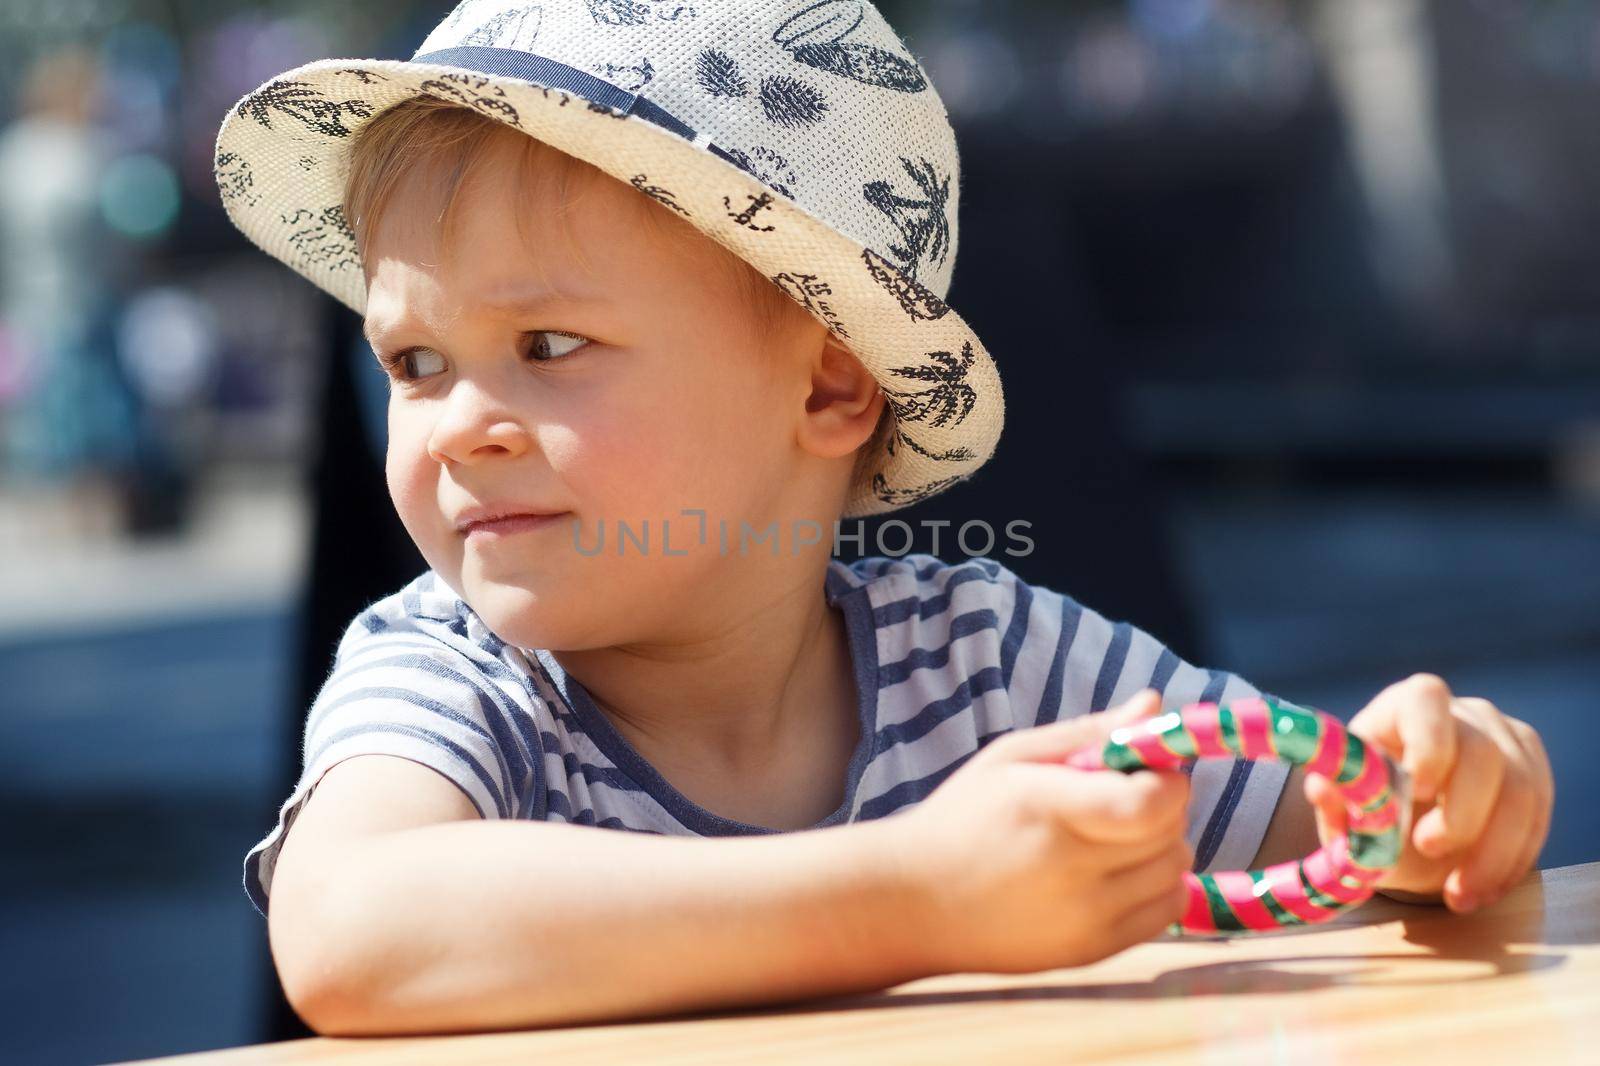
[362,289,602,346]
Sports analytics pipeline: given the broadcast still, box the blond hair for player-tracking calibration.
[342,95,797,342]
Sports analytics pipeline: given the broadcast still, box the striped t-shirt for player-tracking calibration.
[243,552,1290,916]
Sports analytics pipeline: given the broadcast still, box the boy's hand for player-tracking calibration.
[1304,673,1553,914]
[886,689,1193,976]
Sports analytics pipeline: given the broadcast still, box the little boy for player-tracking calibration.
[217,0,1553,1037]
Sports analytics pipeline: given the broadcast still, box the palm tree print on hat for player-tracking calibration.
[773,1,928,94]
[759,75,830,128]
[862,248,950,321]
[696,48,749,98]
[872,472,965,506]
[864,157,951,281]
[235,79,375,138]
[881,340,976,429]
[885,424,975,464]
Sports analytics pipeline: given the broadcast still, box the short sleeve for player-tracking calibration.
[992,559,1293,876]
[242,598,538,917]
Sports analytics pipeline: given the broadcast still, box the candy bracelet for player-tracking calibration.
[1064,696,1410,936]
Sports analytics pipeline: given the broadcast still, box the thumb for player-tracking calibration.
[1306,771,1348,846]
[999,688,1164,766]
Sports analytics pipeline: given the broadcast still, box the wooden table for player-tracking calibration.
[128,862,1600,1064]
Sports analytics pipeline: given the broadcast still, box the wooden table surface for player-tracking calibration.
[127,862,1600,1065]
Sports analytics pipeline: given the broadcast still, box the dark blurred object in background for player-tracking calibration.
[261,289,426,1044]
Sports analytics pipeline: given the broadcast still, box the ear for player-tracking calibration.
[796,336,886,461]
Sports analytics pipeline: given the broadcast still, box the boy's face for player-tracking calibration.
[361,132,829,650]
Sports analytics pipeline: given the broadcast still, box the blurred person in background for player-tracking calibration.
[0,44,142,536]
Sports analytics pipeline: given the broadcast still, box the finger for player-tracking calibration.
[1500,720,1554,901]
[1062,820,1191,876]
[1444,765,1537,912]
[997,689,1163,765]
[1066,824,1192,882]
[1010,762,1190,846]
[1352,673,1457,802]
[1412,719,1505,859]
[1455,698,1528,770]
[1109,873,1190,947]
[1103,839,1194,896]
[1304,770,1348,846]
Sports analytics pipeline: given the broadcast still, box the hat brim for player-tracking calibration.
[214,52,1003,518]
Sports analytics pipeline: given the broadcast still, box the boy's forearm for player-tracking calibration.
[285,815,937,1035]
[1250,765,1321,871]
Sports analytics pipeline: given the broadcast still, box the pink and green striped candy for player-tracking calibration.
[1065,695,1410,937]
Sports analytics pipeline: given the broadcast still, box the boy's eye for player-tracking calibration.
[397,347,446,379]
[531,330,587,362]
[380,331,589,382]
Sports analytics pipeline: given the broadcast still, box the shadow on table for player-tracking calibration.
[660,877,1585,1022]
[763,949,1568,1012]
[1003,954,1549,1004]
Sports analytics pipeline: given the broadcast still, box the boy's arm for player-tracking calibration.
[1248,764,1320,870]
[269,754,936,1036]
[1249,764,1444,905]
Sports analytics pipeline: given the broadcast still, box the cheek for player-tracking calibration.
[556,401,672,501]
[385,451,422,534]
[574,378,754,507]
[384,417,440,545]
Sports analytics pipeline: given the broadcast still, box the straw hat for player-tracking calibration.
[214,0,1004,516]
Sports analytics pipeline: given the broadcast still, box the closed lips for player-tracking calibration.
[455,509,566,533]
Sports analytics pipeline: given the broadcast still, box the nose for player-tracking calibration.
[425,377,533,466]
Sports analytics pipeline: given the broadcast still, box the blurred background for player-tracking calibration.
[2,0,1597,1062]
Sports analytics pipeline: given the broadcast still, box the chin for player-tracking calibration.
[462,577,597,651]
